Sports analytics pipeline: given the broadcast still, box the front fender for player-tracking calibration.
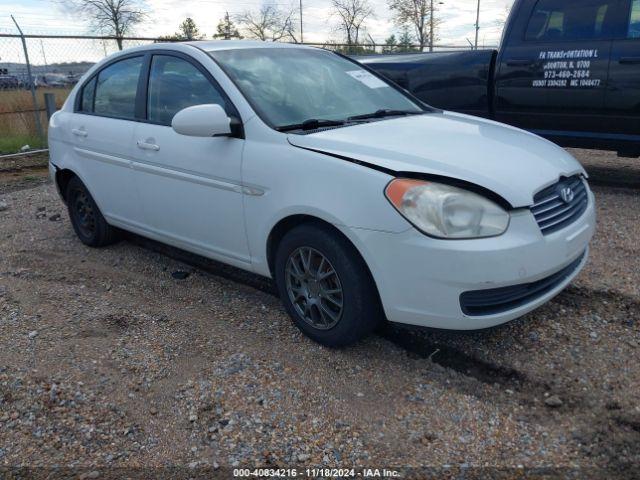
[241,140,411,276]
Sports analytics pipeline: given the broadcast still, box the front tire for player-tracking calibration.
[66,176,118,247]
[274,223,383,347]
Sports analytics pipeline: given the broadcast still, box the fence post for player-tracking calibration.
[10,15,44,140]
[44,93,56,120]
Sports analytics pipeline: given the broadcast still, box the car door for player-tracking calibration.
[605,0,640,148]
[68,55,146,226]
[131,52,249,266]
[495,0,627,135]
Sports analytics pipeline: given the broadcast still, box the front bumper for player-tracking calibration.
[350,190,596,330]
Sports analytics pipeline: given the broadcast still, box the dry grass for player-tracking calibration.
[0,87,72,154]
[0,87,71,114]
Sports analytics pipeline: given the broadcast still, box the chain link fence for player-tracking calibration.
[0,34,162,155]
[0,33,480,155]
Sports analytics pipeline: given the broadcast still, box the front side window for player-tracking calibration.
[630,0,640,37]
[209,48,424,130]
[525,0,623,41]
[147,55,227,125]
[93,56,143,119]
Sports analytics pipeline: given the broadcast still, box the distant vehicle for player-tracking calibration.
[45,73,72,87]
[65,73,82,85]
[26,73,72,89]
[49,42,594,347]
[359,0,640,156]
[0,74,19,89]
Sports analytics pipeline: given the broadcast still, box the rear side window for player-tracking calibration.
[80,76,96,112]
[630,0,640,37]
[525,0,623,41]
[147,55,227,125]
[93,56,143,119]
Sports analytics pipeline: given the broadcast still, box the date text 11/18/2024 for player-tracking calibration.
[232,468,401,477]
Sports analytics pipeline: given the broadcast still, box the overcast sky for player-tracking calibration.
[2,0,513,46]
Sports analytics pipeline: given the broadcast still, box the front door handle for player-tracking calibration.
[136,140,160,151]
[619,57,640,65]
[506,59,534,67]
[71,128,88,137]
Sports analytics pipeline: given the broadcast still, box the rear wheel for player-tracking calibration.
[274,223,383,347]
[66,176,118,247]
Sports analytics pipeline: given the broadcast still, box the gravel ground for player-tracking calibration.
[0,149,638,478]
[0,153,50,196]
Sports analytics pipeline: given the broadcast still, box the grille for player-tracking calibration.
[531,176,588,235]
[460,251,586,316]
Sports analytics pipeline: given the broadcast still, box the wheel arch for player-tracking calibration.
[54,167,78,202]
[265,214,385,315]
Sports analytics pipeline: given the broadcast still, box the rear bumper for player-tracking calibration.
[48,161,59,192]
[350,190,596,329]
[48,161,67,202]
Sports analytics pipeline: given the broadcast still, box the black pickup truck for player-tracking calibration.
[358,0,640,156]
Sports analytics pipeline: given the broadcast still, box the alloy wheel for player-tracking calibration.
[285,246,344,330]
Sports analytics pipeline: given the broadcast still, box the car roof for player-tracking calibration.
[185,40,318,52]
[86,40,323,75]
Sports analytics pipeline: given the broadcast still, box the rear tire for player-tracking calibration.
[274,223,383,347]
[66,176,118,247]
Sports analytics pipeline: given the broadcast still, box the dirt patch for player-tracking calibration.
[0,152,50,195]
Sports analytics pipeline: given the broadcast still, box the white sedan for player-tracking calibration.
[48,41,595,347]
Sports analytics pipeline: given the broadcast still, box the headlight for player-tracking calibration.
[385,178,509,239]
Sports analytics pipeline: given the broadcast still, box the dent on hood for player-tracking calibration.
[289,140,514,210]
[286,114,586,208]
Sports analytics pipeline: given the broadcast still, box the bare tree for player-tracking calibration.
[236,3,298,42]
[64,0,148,50]
[388,0,441,51]
[213,11,243,40]
[331,0,374,46]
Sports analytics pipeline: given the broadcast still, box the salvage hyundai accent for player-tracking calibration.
[48,41,596,347]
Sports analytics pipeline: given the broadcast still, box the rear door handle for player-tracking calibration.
[506,59,534,67]
[619,57,640,65]
[136,141,160,151]
[71,128,87,137]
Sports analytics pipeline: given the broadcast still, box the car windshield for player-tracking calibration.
[209,47,425,130]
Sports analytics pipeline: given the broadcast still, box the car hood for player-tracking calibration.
[287,111,586,207]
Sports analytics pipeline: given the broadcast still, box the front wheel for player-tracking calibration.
[274,223,383,347]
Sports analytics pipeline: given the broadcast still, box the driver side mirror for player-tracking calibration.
[171,104,232,137]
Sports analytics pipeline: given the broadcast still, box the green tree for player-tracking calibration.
[158,17,205,41]
[213,11,243,40]
[383,33,397,53]
[397,27,418,52]
[176,17,204,40]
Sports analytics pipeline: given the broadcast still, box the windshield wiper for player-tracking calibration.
[348,109,423,121]
[276,118,346,132]
[276,110,421,132]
